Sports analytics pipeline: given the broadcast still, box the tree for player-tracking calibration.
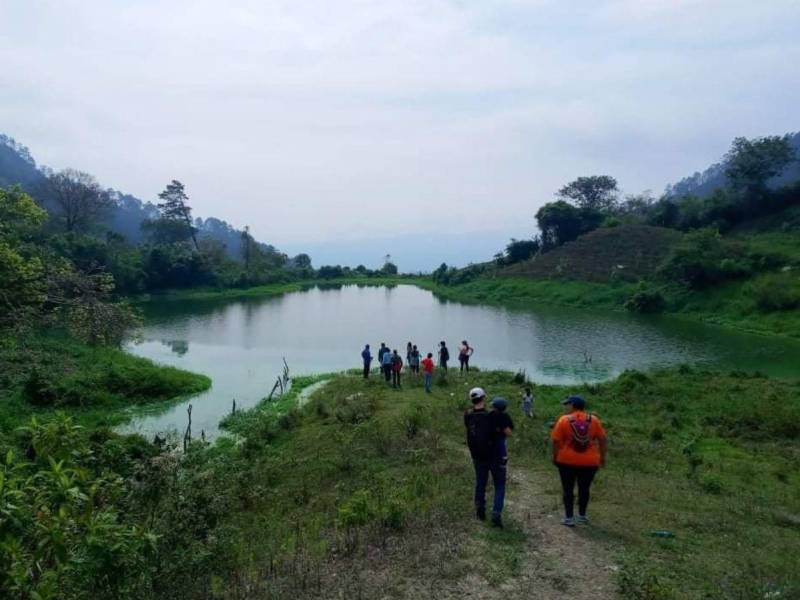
[504,238,540,264]
[156,180,199,250]
[536,201,590,249]
[0,187,47,328]
[292,253,312,270]
[241,226,252,271]
[724,135,796,198]
[381,261,398,275]
[41,169,114,232]
[557,175,619,211]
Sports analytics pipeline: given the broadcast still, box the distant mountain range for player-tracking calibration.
[665,132,800,198]
[0,134,278,260]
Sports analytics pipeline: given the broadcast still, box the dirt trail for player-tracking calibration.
[495,464,619,599]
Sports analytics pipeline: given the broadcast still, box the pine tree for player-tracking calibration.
[157,180,199,251]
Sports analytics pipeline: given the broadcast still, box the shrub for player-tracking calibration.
[748,274,800,312]
[658,228,752,289]
[625,285,666,313]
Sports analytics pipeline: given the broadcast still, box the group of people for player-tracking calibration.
[464,388,606,528]
[359,341,607,529]
[360,339,475,392]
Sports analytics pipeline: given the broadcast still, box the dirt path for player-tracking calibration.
[495,463,619,599]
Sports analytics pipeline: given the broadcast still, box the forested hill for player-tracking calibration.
[0,134,276,260]
[665,132,800,198]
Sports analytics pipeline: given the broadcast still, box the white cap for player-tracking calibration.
[469,387,486,401]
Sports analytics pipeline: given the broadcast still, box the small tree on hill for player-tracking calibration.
[41,169,114,232]
[156,180,199,250]
[724,135,796,199]
[535,201,596,249]
[557,175,619,212]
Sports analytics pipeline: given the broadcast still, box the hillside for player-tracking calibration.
[665,131,800,198]
[502,225,682,282]
[0,134,278,260]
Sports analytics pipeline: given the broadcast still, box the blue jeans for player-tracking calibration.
[473,458,507,516]
[423,372,433,392]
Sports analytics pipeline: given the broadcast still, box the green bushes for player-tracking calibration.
[658,229,753,289]
[748,273,800,312]
[17,344,209,408]
[0,416,158,600]
[625,285,666,313]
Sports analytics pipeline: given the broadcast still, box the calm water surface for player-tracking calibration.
[122,284,800,439]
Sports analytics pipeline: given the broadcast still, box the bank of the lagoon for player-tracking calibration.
[0,333,210,431]
[123,283,800,440]
[17,366,797,599]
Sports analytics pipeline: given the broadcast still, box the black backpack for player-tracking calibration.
[465,410,493,461]
[441,347,450,361]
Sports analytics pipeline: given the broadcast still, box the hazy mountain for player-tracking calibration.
[0,134,277,259]
[665,132,800,198]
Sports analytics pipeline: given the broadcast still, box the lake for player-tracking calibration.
[122,283,800,439]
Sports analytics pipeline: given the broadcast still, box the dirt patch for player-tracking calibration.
[497,465,619,599]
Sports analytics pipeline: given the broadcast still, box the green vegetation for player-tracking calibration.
[4,368,797,599]
[426,134,800,338]
[0,334,210,430]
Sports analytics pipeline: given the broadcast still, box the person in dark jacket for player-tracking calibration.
[361,344,372,379]
[464,388,513,528]
[439,341,450,372]
[391,349,403,389]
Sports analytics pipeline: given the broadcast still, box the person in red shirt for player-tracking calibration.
[550,395,607,527]
[421,352,435,393]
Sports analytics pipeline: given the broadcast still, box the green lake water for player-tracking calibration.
[122,284,800,439]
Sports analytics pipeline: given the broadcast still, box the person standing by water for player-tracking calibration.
[378,343,388,368]
[421,352,435,393]
[459,340,474,373]
[409,345,421,375]
[361,344,372,379]
[551,395,607,527]
[464,388,512,528]
[521,386,534,417]
[381,347,393,383]
[391,349,404,389]
[438,341,450,372]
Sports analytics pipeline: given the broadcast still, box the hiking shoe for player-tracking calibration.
[561,517,575,527]
[491,513,503,528]
[576,515,589,525]
[476,506,486,521]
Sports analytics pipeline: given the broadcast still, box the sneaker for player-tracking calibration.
[491,513,503,528]
[476,506,486,521]
[561,517,575,527]
[576,515,589,525]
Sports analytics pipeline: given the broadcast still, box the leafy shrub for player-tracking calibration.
[625,285,666,313]
[658,229,752,289]
[748,273,800,312]
[402,404,431,439]
[333,393,375,424]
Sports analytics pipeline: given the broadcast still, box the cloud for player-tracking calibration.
[1,0,798,246]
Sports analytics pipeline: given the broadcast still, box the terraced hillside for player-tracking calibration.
[503,224,682,282]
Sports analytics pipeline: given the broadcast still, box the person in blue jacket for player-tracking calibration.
[381,347,394,382]
[361,344,372,379]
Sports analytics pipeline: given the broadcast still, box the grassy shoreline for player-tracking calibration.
[0,334,211,431]
[89,367,800,598]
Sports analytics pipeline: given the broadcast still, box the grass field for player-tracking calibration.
[124,366,800,599]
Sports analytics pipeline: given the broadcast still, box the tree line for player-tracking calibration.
[492,134,798,267]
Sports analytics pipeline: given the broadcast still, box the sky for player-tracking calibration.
[1,0,799,269]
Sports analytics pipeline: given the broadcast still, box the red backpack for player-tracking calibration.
[567,414,593,452]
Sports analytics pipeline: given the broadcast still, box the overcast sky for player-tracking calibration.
[2,0,799,251]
